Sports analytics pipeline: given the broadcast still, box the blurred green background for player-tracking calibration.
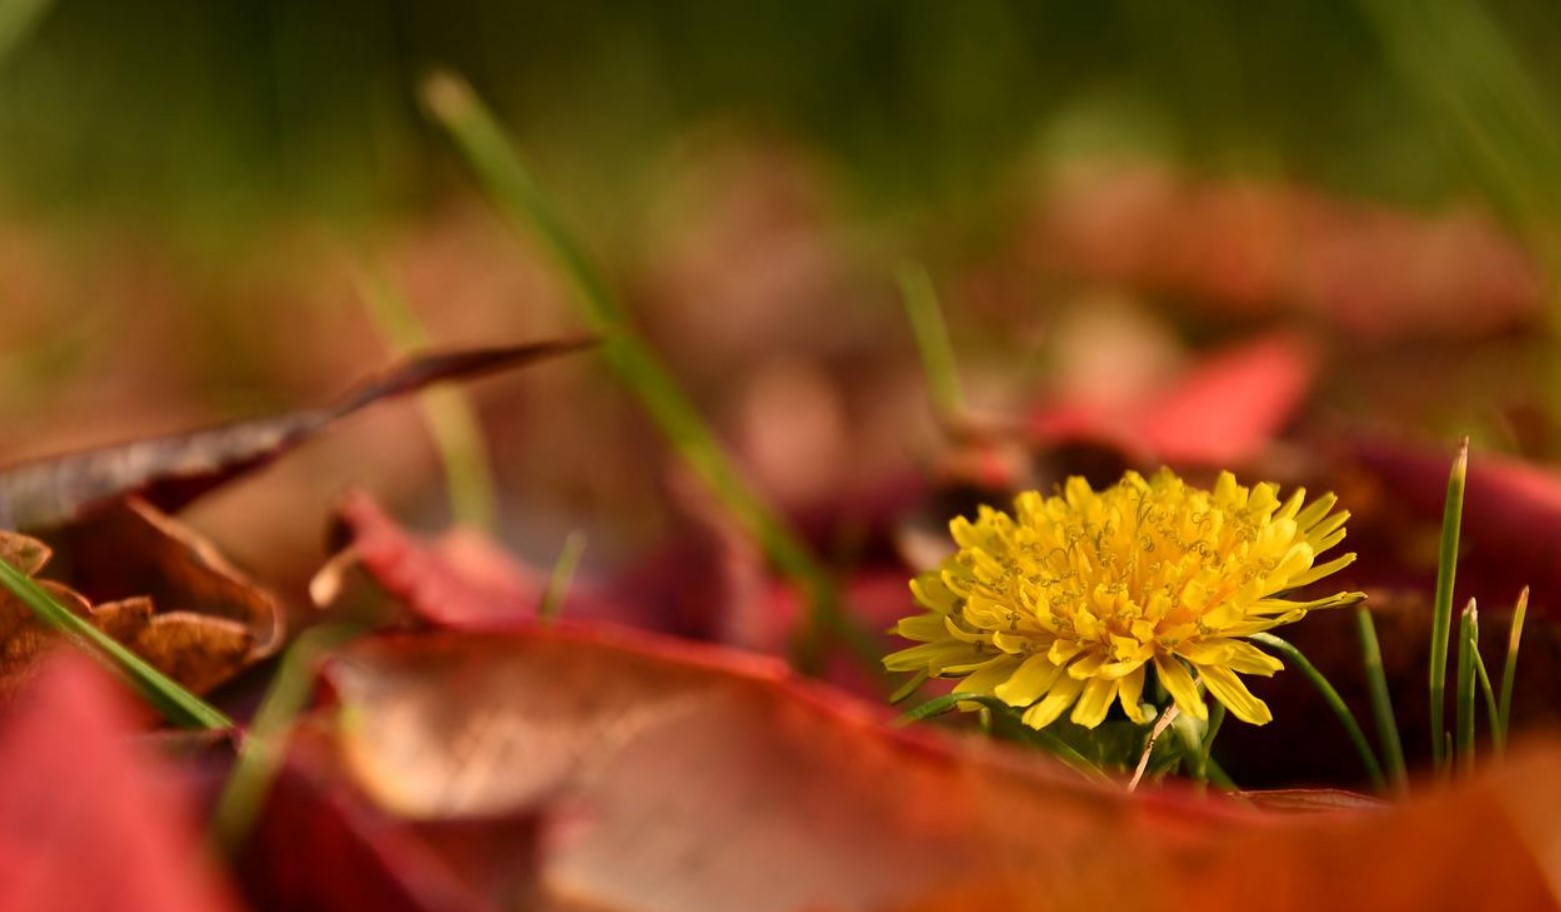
[4,0,1556,236]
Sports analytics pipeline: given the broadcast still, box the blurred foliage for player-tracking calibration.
[5,0,1559,237]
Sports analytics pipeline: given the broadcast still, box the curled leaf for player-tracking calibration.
[0,338,595,531]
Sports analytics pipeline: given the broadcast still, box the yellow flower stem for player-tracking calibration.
[1455,599,1479,775]
[1355,605,1408,794]
[1251,632,1386,792]
[896,262,965,419]
[0,556,230,729]
[1497,587,1529,753]
[421,71,868,673]
[210,623,360,854]
[1428,438,1468,770]
[357,264,499,534]
[537,530,587,623]
[896,693,1110,784]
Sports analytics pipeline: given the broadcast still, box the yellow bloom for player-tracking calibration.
[886,469,1360,729]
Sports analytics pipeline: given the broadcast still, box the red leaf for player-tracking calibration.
[320,626,1561,911]
[0,653,239,912]
[1137,333,1315,466]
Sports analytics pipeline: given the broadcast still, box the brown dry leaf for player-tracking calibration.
[0,498,282,697]
[0,339,595,531]
[58,496,284,692]
[323,627,1561,912]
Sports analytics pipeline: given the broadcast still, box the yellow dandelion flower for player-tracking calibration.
[885,469,1361,730]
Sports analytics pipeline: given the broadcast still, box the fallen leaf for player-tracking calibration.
[0,652,240,911]
[321,626,1561,911]
[239,732,527,912]
[1028,332,1315,470]
[0,499,283,698]
[1030,164,1543,338]
[0,339,595,531]
[57,497,284,690]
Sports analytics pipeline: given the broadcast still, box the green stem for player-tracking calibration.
[357,264,499,534]
[1252,632,1386,792]
[0,558,230,729]
[895,692,1110,784]
[1355,605,1408,794]
[420,71,863,672]
[1205,755,1237,791]
[210,624,359,853]
[896,263,965,418]
[1200,700,1227,781]
[1497,587,1528,753]
[1428,438,1468,770]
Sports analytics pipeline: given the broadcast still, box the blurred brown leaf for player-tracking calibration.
[1030,164,1543,338]
[0,339,595,531]
[322,627,1561,912]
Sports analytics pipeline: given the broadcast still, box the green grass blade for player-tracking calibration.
[1252,632,1386,792]
[420,71,864,672]
[1355,605,1408,794]
[0,558,230,729]
[1498,587,1528,752]
[1472,642,1500,756]
[210,624,359,854]
[888,668,930,706]
[357,264,499,533]
[896,262,965,418]
[1428,438,1468,769]
[1455,599,1478,774]
[537,530,587,623]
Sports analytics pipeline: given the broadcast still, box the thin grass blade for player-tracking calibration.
[1428,438,1468,769]
[1252,632,1386,792]
[1455,598,1478,774]
[538,530,587,623]
[419,71,865,672]
[1355,605,1408,794]
[1498,587,1528,751]
[896,263,965,418]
